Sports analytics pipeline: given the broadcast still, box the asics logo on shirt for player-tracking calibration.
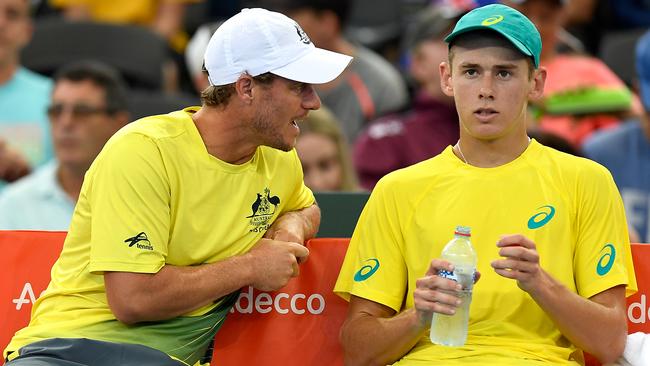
[597,244,616,276]
[527,205,556,229]
[124,232,153,251]
[354,258,380,282]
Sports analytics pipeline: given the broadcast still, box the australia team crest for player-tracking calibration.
[247,188,280,232]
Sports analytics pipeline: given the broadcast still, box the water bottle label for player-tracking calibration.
[438,269,458,282]
[438,269,475,290]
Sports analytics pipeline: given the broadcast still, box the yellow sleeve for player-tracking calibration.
[574,161,638,298]
[334,176,407,312]
[87,132,170,274]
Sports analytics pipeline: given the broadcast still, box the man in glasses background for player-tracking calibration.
[0,60,130,230]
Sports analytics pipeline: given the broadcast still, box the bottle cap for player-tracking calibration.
[454,225,471,237]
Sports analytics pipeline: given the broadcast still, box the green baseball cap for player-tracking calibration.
[444,4,542,68]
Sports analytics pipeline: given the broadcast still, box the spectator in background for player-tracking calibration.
[353,5,458,190]
[583,30,650,244]
[49,0,198,53]
[504,0,637,147]
[0,0,53,185]
[257,0,409,142]
[295,107,359,191]
[0,60,130,230]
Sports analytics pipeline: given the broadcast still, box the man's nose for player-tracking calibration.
[479,77,495,100]
[302,85,321,110]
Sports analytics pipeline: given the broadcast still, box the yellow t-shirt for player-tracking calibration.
[334,140,637,365]
[5,107,315,365]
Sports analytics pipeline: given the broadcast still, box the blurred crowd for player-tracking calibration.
[0,0,649,242]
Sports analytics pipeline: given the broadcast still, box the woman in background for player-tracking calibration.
[296,107,360,192]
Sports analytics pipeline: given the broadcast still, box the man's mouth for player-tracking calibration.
[474,108,498,121]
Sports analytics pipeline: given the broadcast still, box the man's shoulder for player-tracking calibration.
[537,143,613,183]
[376,150,451,188]
[12,67,53,92]
[118,108,195,141]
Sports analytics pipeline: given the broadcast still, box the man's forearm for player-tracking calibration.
[341,308,426,366]
[528,273,627,363]
[266,203,321,243]
[105,254,254,324]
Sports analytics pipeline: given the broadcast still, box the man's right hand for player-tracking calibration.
[246,238,309,292]
[413,259,480,326]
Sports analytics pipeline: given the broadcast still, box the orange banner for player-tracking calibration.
[0,232,647,366]
[212,238,349,365]
[0,231,66,359]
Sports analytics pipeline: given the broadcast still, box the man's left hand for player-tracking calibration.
[491,234,544,293]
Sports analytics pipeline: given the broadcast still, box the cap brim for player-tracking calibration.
[270,47,353,84]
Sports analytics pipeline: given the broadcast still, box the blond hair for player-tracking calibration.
[299,107,360,191]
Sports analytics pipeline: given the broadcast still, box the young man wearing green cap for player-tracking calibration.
[334,4,636,365]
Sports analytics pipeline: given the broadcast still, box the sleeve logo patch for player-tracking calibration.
[597,244,616,276]
[124,232,153,251]
[354,258,380,282]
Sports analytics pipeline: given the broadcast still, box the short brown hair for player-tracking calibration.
[200,72,277,107]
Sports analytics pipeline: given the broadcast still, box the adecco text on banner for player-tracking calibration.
[230,286,325,315]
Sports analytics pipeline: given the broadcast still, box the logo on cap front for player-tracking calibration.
[295,24,311,45]
[481,15,504,26]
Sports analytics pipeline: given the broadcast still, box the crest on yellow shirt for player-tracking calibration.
[247,188,281,232]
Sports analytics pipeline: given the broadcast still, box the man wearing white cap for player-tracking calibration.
[3,8,352,366]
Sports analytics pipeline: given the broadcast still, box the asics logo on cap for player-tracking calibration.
[481,15,504,26]
[295,25,311,45]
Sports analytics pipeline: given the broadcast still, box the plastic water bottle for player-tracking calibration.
[429,226,477,346]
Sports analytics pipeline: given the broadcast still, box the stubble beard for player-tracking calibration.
[252,113,294,152]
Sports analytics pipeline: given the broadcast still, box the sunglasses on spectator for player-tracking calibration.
[47,103,112,119]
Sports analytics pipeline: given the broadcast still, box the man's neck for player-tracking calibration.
[453,132,531,168]
[56,164,85,202]
[192,106,259,165]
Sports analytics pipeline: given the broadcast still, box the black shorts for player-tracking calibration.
[5,338,187,366]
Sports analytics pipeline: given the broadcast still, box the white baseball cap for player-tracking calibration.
[204,8,353,86]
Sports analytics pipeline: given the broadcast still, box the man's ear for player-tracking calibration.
[528,67,547,101]
[235,75,254,104]
[440,61,454,97]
